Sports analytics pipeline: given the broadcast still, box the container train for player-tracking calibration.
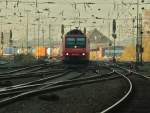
[62,28,90,63]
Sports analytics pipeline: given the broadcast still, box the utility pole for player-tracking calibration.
[139,14,143,64]
[32,24,36,48]
[132,18,135,45]
[0,16,3,33]
[36,0,38,8]
[1,32,3,56]
[9,29,13,59]
[36,10,42,59]
[42,27,44,48]
[25,10,31,54]
[108,12,112,59]
[27,12,29,54]
[135,0,144,65]
[0,16,4,55]
[136,0,140,64]
[37,22,40,59]
[49,24,51,48]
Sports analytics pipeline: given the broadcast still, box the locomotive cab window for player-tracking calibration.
[76,38,86,48]
[66,37,86,48]
[66,38,75,48]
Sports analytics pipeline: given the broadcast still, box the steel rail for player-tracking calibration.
[0,70,71,92]
[100,70,133,113]
[0,71,86,98]
[0,63,47,75]
[115,64,150,80]
[0,69,66,80]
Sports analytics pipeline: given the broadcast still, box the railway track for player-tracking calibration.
[0,62,64,76]
[102,62,150,113]
[0,71,120,107]
[0,62,68,86]
[0,62,116,107]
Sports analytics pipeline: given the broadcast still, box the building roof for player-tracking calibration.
[88,28,112,44]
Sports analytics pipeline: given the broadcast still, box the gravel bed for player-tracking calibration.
[137,62,150,77]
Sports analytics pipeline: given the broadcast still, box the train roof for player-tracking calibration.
[66,29,84,35]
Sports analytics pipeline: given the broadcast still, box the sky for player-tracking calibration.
[0,0,149,47]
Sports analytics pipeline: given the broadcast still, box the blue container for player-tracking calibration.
[3,47,18,55]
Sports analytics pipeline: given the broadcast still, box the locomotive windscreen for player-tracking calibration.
[66,37,86,48]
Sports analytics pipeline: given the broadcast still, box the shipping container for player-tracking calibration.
[3,47,18,56]
[103,46,124,58]
[89,50,104,61]
[47,48,51,56]
[35,47,47,58]
[51,48,60,58]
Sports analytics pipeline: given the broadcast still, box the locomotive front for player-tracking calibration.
[62,29,89,63]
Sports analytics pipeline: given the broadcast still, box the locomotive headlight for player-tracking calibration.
[82,53,85,56]
[66,53,69,56]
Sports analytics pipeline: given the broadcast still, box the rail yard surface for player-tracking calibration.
[0,61,149,113]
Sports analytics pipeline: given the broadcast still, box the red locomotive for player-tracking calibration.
[62,28,89,63]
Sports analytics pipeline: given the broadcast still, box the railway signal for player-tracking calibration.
[61,24,64,39]
[9,30,13,45]
[112,19,117,63]
[61,24,64,35]
[112,19,116,34]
